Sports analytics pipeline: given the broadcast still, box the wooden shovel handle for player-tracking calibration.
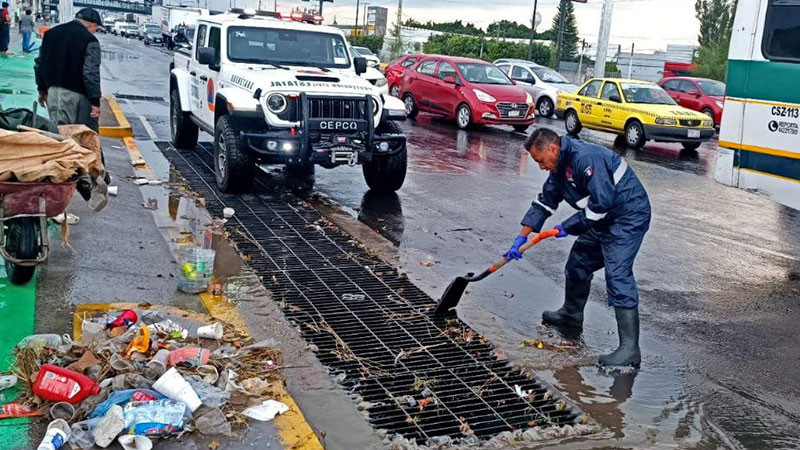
[488,228,561,273]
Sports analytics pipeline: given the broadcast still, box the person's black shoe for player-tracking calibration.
[599,307,641,367]
[542,278,591,327]
[76,174,93,201]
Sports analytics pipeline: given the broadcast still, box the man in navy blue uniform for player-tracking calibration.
[506,128,651,366]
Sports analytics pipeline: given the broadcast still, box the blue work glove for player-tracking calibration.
[504,235,528,260]
[554,224,568,238]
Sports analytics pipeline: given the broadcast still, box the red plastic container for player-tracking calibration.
[32,364,101,404]
[108,309,138,330]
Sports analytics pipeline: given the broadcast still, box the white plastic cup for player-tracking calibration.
[49,402,75,421]
[197,322,223,340]
[37,419,70,450]
[153,367,202,412]
[107,186,118,196]
[197,364,219,384]
[144,349,170,380]
[117,435,153,450]
[223,207,235,218]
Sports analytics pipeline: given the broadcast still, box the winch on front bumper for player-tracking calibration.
[241,93,405,168]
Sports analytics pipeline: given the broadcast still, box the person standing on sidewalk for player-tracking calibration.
[34,8,102,132]
[19,9,34,53]
[0,2,11,55]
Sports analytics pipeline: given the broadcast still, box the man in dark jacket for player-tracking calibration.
[34,8,102,132]
[505,128,651,367]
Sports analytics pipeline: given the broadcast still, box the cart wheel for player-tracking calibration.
[4,217,39,285]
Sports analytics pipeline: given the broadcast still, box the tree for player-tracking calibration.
[404,18,482,36]
[422,33,550,65]
[693,0,737,80]
[548,0,580,64]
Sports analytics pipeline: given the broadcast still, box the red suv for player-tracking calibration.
[399,55,535,131]
[386,55,423,98]
[658,77,726,128]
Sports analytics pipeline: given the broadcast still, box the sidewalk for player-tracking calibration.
[0,28,41,112]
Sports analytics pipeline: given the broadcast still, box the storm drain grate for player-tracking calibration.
[114,93,166,102]
[158,142,585,443]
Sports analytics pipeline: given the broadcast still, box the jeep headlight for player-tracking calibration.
[473,89,496,103]
[655,117,677,125]
[267,94,287,114]
[375,77,388,87]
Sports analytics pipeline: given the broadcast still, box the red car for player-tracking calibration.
[399,55,535,131]
[658,77,726,128]
[386,55,424,98]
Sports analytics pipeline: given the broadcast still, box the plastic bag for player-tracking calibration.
[195,407,231,435]
[122,399,185,436]
[70,417,102,449]
[185,375,230,409]
[241,400,288,422]
[124,324,150,357]
[89,389,165,419]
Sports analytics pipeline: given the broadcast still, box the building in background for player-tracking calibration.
[365,5,386,36]
[616,44,697,82]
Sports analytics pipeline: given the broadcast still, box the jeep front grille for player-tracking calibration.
[679,119,701,127]
[308,97,367,120]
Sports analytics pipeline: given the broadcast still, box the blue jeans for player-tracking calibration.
[21,31,31,52]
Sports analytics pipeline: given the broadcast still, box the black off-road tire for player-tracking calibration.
[565,109,582,136]
[170,89,199,149]
[403,93,419,119]
[624,120,646,149]
[4,218,39,285]
[214,115,254,193]
[682,142,702,151]
[363,122,407,193]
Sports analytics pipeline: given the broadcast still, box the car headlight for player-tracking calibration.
[715,100,724,109]
[655,117,677,125]
[702,120,712,128]
[267,94,287,114]
[525,92,534,105]
[375,77,387,87]
[473,89,496,103]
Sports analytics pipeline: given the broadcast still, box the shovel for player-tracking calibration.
[433,229,561,316]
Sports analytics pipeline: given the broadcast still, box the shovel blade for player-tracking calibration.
[434,275,471,316]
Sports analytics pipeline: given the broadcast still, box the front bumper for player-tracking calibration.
[241,94,405,167]
[473,102,535,125]
[643,125,715,143]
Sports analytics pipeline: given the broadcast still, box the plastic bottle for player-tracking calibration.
[107,310,138,330]
[17,334,63,350]
[37,419,71,450]
[32,364,101,404]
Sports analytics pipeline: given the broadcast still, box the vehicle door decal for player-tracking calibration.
[207,78,215,112]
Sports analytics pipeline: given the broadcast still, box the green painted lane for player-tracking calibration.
[0,263,36,450]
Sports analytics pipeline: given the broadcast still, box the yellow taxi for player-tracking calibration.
[556,78,715,150]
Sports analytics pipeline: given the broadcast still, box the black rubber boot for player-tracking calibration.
[599,307,641,367]
[542,278,592,327]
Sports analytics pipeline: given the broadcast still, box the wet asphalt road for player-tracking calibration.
[97,34,800,449]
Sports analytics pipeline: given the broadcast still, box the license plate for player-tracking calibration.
[508,110,520,117]
[687,129,700,138]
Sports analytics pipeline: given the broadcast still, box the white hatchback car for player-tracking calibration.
[494,59,578,118]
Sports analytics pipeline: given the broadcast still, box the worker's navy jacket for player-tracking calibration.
[522,136,650,236]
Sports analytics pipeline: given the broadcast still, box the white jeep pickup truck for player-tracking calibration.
[169,9,408,193]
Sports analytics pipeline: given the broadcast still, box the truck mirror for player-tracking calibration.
[198,47,216,66]
[354,56,367,75]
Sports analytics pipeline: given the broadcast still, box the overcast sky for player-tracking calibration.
[267,0,701,52]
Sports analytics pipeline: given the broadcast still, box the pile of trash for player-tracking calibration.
[0,308,288,449]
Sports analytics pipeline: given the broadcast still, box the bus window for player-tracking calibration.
[762,0,800,62]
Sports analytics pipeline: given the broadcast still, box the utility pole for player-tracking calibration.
[319,0,324,14]
[627,42,634,78]
[593,0,614,78]
[527,0,538,61]
[396,0,402,32]
[355,0,359,31]
[274,0,277,12]
[554,0,567,69]
[577,39,586,83]
[363,2,369,34]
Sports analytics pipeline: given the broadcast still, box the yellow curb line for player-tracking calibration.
[104,101,324,449]
[100,95,134,138]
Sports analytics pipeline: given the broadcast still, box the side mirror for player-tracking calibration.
[443,76,456,84]
[689,89,701,97]
[198,47,216,65]
[609,95,622,103]
[354,56,367,75]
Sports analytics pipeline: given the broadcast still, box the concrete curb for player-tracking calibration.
[99,94,134,138]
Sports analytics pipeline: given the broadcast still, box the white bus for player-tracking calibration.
[715,0,800,210]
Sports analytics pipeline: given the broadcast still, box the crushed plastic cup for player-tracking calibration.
[144,349,170,380]
[117,435,153,450]
[37,419,70,450]
[92,405,125,448]
[80,319,105,344]
[69,419,98,449]
[50,402,75,421]
[197,322,223,340]
[110,354,135,372]
[197,365,219,384]
[152,368,202,412]
[222,207,235,218]
[107,186,118,196]
[0,374,18,391]
[242,399,289,422]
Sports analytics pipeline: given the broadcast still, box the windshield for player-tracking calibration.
[456,63,512,85]
[532,67,569,84]
[146,25,159,33]
[697,80,725,97]
[354,47,373,56]
[620,83,675,105]
[227,26,350,68]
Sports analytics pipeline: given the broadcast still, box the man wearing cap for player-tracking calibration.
[35,8,103,132]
